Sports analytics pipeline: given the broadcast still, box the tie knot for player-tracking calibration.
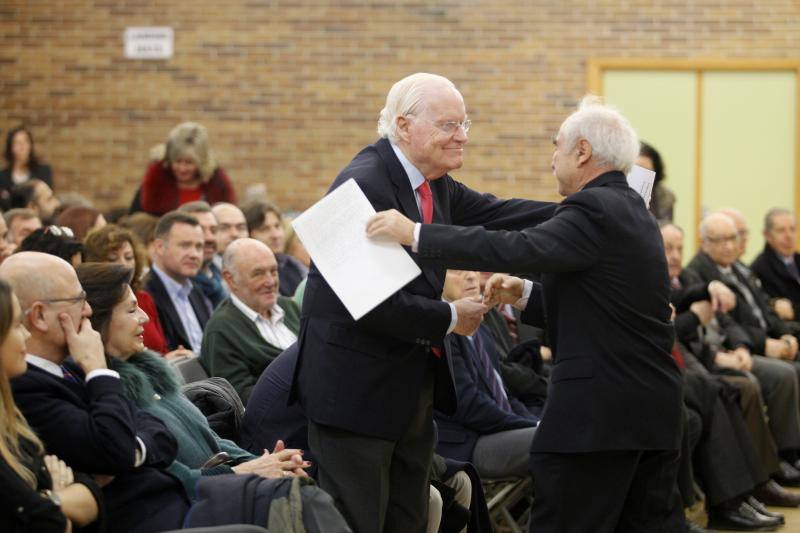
[417,181,432,199]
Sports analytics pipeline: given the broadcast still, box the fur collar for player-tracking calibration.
[109,351,181,407]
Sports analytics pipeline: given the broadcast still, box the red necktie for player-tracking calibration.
[671,342,685,370]
[418,181,433,224]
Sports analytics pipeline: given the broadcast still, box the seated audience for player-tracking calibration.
[18,226,83,267]
[435,270,538,479]
[178,201,227,307]
[3,252,191,532]
[0,278,102,532]
[201,238,300,404]
[211,202,248,270]
[752,208,800,321]
[638,140,675,222]
[143,211,211,354]
[137,122,235,216]
[242,200,307,296]
[83,224,170,355]
[10,179,59,225]
[56,206,106,241]
[76,262,309,496]
[0,126,53,209]
[5,208,41,247]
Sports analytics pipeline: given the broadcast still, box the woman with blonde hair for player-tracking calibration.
[0,279,101,532]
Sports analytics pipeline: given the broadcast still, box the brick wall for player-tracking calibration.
[2,0,799,212]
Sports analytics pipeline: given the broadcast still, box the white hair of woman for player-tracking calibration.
[558,95,640,174]
[377,73,458,142]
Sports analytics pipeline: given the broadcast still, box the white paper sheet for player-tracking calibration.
[291,178,422,320]
[626,165,656,207]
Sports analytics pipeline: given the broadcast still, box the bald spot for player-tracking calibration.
[0,251,75,309]
[223,238,275,279]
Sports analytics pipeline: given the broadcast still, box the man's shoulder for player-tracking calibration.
[206,298,246,326]
[12,365,68,396]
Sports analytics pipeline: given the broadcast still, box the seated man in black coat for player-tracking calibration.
[2,252,190,533]
[752,208,800,322]
[434,270,537,479]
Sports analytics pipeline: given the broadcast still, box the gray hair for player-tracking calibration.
[699,212,736,240]
[558,95,640,174]
[377,73,458,143]
[764,207,794,232]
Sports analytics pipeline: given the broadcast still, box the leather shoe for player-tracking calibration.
[753,480,800,508]
[708,501,781,531]
[747,495,785,523]
[773,460,800,487]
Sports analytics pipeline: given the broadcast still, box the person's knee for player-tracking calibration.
[427,485,443,533]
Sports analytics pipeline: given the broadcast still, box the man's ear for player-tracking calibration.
[395,115,411,142]
[576,139,593,166]
[153,237,165,257]
[25,302,49,334]
[221,268,235,287]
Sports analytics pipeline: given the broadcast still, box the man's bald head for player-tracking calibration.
[0,251,73,309]
[212,202,248,253]
[717,207,748,258]
[700,213,740,268]
[222,238,280,316]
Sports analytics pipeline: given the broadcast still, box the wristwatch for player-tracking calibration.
[42,489,61,507]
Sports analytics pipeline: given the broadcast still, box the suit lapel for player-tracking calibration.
[189,288,211,327]
[145,273,190,348]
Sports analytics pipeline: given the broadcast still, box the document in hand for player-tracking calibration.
[291,178,422,320]
[626,165,656,207]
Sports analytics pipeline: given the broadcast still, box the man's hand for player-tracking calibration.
[366,209,415,246]
[781,334,799,359]
[483,274,524,308]
[707,280,736,313]
[689,300,713,326]
[733,347,754,372]
[774,298,795,321]
[715,351,745,371]
[232,442,310,479]
[164,346,195,360]
[765,338,792,360]
[60,314,106,373]
[452,296,488,336]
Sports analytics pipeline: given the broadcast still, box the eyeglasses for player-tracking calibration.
[408,115,472,134]
[44,225,74,238]
[704,234,739,245]
[39,290,87,306]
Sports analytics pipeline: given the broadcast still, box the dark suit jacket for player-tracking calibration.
[293,137,557,440]
[143,269,212,352]
[418,171,683,453]
[684,251,792,355]
[435,325,537,462]
[752,245,800,319]
[0,165,53,210]
[12,362,189,533]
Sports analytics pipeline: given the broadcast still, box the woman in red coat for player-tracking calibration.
[138,122,235,216]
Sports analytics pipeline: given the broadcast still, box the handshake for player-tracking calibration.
[453,274,525,336]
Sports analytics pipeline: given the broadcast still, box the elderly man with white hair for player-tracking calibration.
[293,72,557,533]
[370,96,685,532]
[200,237,300,404]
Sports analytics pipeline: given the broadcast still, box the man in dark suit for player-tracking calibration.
[292,73,556,533]
[752,208,800,321]
[436,270,538,478]
[369,96,685,531]
[2,251,190,533]
[143,210,212,354]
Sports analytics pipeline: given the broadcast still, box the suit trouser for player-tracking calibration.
[749,356,800,450]
[308,372,435,533]
[472,426,537,479]
[528,449,684,533]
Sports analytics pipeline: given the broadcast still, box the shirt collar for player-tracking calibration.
[152,263,194,300]
[229,293,285,325]
[25,354,63,378]
[717,265,733,276]
[390,142,426,192]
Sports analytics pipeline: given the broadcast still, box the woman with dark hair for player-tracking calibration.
[83,224,169,355]
[136,122,235,216]
[17,226,83,268]
[242,200,308,296]
[0,279,102,532]
[76,262,309,497]
[56,206,106,241]
[638,141,676,223]
[0,126,53,209]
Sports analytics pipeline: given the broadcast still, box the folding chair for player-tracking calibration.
[483,477,532,533]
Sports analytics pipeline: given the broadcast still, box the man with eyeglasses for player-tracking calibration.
[685,212,800,479]
[292,72,557,533]
[4,251,189,532]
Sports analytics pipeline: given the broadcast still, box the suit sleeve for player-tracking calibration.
[447,336,537,433]
[0,456,66,533]
[12,375,140,474]
[356,290,452,347]
[448,179,558,231]
[135,409,179,468]
[419,193,603,275]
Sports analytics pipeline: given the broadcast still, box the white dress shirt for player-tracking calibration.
[151,263,206,354]
[229,293,297,350]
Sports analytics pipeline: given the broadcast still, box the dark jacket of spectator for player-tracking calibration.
[752,244,800,319]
